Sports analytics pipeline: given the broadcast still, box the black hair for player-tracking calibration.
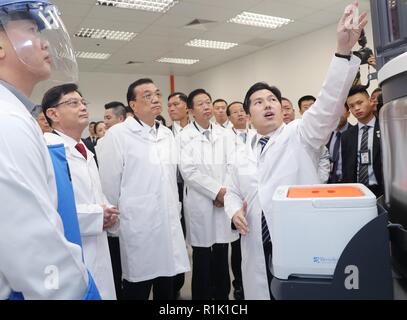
[89,121,96,126]
[281,97,292,104]
[125,106,134,114]
[243,82,282,114]
[155,115,167,127]
[377,93,384,114]
[226,101,244,117]
[168,92,188,104]
[94,121,105,136]
[104,101,126,119]
[41,83,82,127]
[213,99,228,106]
[127,78,154,106]
[372,87,382,95]
[187,89,212,109]
[298,95,316,109]
[348,85,370,98]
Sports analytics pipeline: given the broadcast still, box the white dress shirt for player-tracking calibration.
[357,117,378,186]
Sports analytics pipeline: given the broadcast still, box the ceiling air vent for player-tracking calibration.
[184,19,217,31]
[126,61,144,65]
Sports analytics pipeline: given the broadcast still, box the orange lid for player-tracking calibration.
[288,186,365,199]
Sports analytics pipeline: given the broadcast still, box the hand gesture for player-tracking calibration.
[337,1,368,55]
[103,206,119,230]
[367,55,377,68]
[215,187,227,206]
[232,201,249,236]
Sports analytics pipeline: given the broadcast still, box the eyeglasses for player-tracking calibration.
[53,99,89,108]
[134,91,163,103]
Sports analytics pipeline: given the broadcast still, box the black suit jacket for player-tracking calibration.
[326,123,354,151]
[341,119,383,193]
[82,137,98,167]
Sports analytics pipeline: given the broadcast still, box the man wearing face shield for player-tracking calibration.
[0,0,100,299]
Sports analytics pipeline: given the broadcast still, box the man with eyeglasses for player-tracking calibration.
[97,78,190,300]
[178,89,238,300]
[41,83,118,300]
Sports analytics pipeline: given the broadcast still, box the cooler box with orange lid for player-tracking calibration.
[271,184,377,280]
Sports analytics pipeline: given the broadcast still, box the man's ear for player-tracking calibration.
[46,108,58,124]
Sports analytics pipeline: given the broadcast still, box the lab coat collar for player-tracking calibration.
[125,116,165,142]
[193,121,214,143]
[0,80,39,117]
[54,130,95,161]
[254,123,286,158]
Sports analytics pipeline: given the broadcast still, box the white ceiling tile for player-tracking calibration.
[167,2,242,21]
[183,0,264,10]
[54,2,93,17]
[250,0,319,20]
[142,25,204,40]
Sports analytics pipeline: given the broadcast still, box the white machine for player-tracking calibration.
[271,184,378,280]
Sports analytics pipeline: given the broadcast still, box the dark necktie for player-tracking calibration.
[261,212,271,246]
[329,131,342,183]
[239,132,247,144]
[259,136,270,155]
[358,126,370,186]
[75,143,87,160]
[258,136,271,245]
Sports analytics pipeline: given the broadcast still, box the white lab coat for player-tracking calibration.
[225,56,360,300]
[224,128,257,150]
[44,132,116,300]
[0,83,88,299]
[97,117,190,283]
[178,123,239,247]
[319,146,331,183]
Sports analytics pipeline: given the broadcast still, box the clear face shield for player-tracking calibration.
[0,2,78,83]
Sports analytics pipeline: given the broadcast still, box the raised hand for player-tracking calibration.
[337,1,368,55]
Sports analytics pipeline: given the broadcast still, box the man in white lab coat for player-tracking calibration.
[98,78,190,300]
[224,101,256,300]
[0,0,99,299]
[178,89,239,300]
[167,91,190,299]
[41,83,118,300]
[213,99,233,129]
[224,3,367,299]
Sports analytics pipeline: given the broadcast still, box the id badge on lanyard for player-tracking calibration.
[359,149,372,165]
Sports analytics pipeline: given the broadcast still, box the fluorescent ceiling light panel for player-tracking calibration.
[75,28,137,41]
[157,57,199,65]
[75,51,111,60]
[96,0,179,13]
[185,39,238,50]
[229,11,293,29]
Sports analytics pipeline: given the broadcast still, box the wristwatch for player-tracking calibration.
[335,53,352,61]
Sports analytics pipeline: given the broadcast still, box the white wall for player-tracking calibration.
[188,20,378,120]
[32,73,190,123]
